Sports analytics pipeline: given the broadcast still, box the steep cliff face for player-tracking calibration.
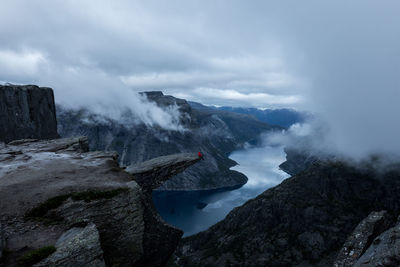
[0,84,58,143]
[0,137,200,266]
[175,161,400,267]
[57,91,277,191]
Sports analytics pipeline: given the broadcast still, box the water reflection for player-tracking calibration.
[152,144,290,236]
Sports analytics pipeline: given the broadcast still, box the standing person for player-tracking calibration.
[198,151,204,160]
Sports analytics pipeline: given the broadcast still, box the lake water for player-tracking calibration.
[152,144,290,236]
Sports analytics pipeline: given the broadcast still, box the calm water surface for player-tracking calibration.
[152,144,290,236]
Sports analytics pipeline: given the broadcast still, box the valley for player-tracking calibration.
[153,143,289,236]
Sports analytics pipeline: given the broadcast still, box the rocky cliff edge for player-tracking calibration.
[0,137,200,266]
[0,84,58,143]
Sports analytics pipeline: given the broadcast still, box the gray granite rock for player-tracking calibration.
[34,223,105,267]
[334,210,392,267]
[354,219,400,266]
[126,153,200,192]
[0,84,58,143]
[0,137,199,266]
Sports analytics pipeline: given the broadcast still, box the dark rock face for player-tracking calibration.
[0,223,4,260]
[334,210,393,267]
[127,153,202,267]
[333,211,400,267]
[57,91,276,191]
[0,84,58,143]
[354,218,400,266]
[0,137,200,266]
[175,162,400,267]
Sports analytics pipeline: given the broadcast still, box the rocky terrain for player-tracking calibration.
[0,84,58,143]
[57,91,278,191]
[0,85,203,266]
[5,84,400,266]
[175,161,400,266]
[0,137,200,266]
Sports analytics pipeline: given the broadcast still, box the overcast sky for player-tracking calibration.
[1,0,400,157]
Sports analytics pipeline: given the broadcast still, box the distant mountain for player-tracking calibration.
[58,92,280,191]
[189,101,307,128]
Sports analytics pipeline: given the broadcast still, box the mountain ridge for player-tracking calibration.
[57,91,280,191]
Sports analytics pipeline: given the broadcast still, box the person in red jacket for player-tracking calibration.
[198,151,204,160]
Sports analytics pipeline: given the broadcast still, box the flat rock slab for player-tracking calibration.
[0,136,131,217]
[126,153,200,191]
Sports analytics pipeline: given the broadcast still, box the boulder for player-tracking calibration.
[34,223,105,267]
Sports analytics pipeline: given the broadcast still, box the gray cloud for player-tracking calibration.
[1,0,399,157]
[271,1,400,158]
[0,0,302,110]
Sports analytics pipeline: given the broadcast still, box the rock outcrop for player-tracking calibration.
[175,161,400,267]
[354,218,400,266]
[34,223,105,267]
[0,137,200,266]
[334,211,393,267]
[57,91,276,191]
[126,153,200,192]
[0,84,58,143]
[333,211,400,267]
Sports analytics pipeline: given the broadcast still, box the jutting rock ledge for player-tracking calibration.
[0,136,200,266]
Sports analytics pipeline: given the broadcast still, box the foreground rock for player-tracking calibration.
[334,211,393,267]
[0,84,58,143]
[333,211,400,267]
[175,161,400,266]
[0,137,199,266]
[34,223,105,267]
[354,217,400,266]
